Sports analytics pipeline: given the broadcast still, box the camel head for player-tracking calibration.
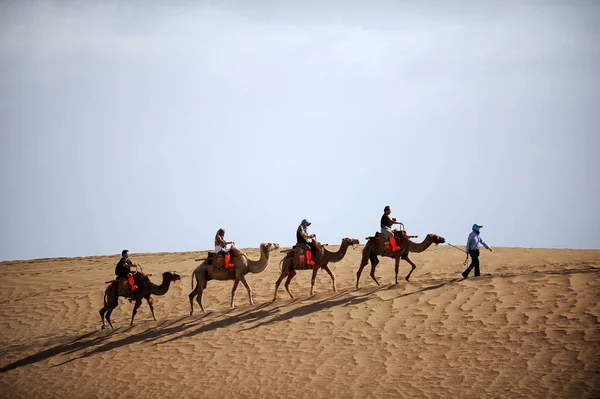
[260,242,280,252]
[342,237,360,246]
[427,234,446,245]
[163,271,182,281]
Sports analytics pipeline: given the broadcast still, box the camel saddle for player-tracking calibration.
[365,231,408,257]
[206,251,237,272]
[116,278,133,297]
[285,241,322,270]
[111,272,147,298]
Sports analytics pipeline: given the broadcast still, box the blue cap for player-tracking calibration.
[472,224,483,232]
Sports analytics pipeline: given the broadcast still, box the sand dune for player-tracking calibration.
[1,246,599,398]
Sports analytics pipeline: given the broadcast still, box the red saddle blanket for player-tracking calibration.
[116,278,133,297]
[206,252,235,270]
[366,231,407,256]
[286,242,320,270]
[111,273,146,297]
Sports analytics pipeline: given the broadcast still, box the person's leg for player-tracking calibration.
[381,228,400,251]
[306,242,315,265]
[462,251,476,278]
[219,249,234,268]
[389,236,400,251]
[473,249,481,277]
[128,273,137,291]
[298,243,314,265]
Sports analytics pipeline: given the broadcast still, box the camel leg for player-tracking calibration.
[369,256,381,286]
[273,271,288,301]
[196,286,206,313]
[100,306,107,330]
[284,270,296,299]
[394,257,401,285]
[146,295,156,321]
[404,257,417,281]
[100,286,117,330]
[99,295,109,329]
[130,298,143,326]
[102,289,119,330]
[356,259,368,289]
[309,266,319,296]
[239,275,254,306]
[104,301,118,330]
[323,265,336,292]
[231,279,240,308]
[100,303,113,330]
[189,285,198,316]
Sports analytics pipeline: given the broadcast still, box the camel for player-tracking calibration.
[273,237,360,300]
[189,242,280,314]
[99,271,181,330]
[356,231,445,288]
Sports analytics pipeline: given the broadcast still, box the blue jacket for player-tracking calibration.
[467,231,489,252]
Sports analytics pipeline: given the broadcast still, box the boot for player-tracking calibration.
[306,250,316,265]
[390,237,401,252]
[225,253,234,268]
[128,275,138,292]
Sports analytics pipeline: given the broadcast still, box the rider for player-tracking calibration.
[297,219,316,265]
[380,205,403,251]
[215,228,235,268]
[115,249,138,293]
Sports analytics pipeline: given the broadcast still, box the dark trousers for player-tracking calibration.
[463,249,480,277]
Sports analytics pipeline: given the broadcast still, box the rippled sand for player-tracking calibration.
[1,245,599,398]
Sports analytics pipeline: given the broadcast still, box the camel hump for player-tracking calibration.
[229,247,244,258]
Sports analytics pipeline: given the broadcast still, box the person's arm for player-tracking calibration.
[299,228,314,239]
[479,236,492,251]
[389,216,403,226]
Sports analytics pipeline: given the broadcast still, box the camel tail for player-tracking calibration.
[279,257,284,271]
[191,270,195,290]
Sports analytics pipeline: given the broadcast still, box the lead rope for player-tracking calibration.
[446,243,469,266]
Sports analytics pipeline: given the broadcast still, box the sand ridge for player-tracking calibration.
[1,246,599,398]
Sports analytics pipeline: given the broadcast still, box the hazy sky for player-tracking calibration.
[1,1,599,261]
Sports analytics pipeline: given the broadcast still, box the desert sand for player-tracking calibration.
[1,244,599,398]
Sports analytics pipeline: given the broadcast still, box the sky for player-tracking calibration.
[1,0,599,261]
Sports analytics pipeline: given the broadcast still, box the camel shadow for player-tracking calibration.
[149,288,378,345]
[379,277,464,301]
[0,331,113,373]
[156,302,281,345]
[53,303,280,366]
[237,287,382,333]
[0,286,400,372]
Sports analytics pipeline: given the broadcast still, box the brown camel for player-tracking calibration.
[99,271,181,329]
[189,242,280,314]
[273,237,360,300]
[356,232,446,288]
